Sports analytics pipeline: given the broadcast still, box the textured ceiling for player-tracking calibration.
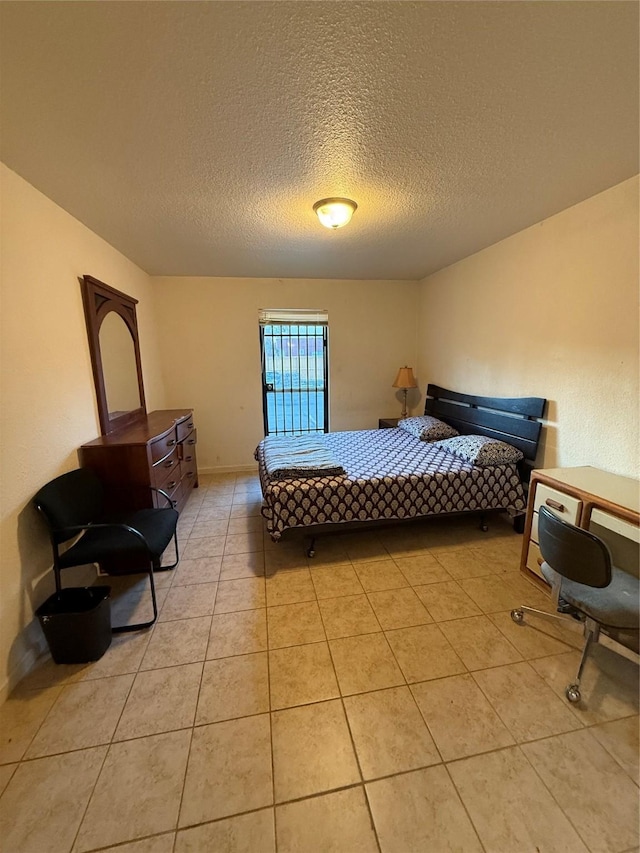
[1,1,638,280]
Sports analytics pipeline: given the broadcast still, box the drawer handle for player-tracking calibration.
[167,480,177,489]
[186,471,195,478]
[187,438,196,445]
[545,498,565,512]
[187,422,194,429]
[537,557,544,566]
[167,439,176,447]
[184,454,193,462]
[164,460,174,468]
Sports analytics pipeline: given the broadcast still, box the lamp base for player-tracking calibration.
[400,389,408,419]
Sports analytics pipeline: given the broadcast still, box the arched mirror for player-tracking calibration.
[81,275,146,435]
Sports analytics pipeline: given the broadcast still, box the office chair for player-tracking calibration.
[511,505,639,703]
[34,468,180,632]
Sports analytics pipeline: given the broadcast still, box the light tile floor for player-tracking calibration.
[1,472,638,852]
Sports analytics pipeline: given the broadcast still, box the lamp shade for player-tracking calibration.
[392,366,417,389]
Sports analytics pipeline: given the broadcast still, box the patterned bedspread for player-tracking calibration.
[256,428,526,541]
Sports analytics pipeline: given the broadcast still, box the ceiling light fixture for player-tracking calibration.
[313,197,358,229]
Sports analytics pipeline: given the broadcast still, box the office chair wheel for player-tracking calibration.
[565,684,581,704]
[510,608,525,624]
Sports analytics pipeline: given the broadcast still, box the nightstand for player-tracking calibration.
[378,418,400,429]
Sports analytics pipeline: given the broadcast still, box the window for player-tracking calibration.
[259,308,329,436]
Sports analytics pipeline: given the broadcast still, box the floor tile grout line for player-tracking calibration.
[361,782,385,853]
[79,827,178,853]
[519,721,640,794]
[57,733,640,847]
[5,680,67,766]
[316,591,383,643]
[170,727,195,847]
[272,779,373,811]
[468,660,586,744]
[20,666,141,764]
[442,760,489,853]
[363,585,434,631]
[586,723,640,788]
[173,641,208,845]
[264,590,278,853]
[68,739,114,853]
[340,709,387,853]
[15,691,611,769]
[514,739,596,851]
[381,619,467,684]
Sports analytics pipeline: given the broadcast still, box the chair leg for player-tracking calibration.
[565,618,600,704]
[510,604,570,626]
[154,531,180,572]
[112,562,159,633]
[510,574,577,626]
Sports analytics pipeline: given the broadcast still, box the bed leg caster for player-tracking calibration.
[513,514,526,534]
[479,514,489,532]
[306,538,316,558]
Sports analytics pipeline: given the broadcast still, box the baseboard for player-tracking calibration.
[0,625,48,703]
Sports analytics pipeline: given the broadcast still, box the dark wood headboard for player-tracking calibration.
[424,384,546,462]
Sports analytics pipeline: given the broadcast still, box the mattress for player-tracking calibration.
[256,428,526,541]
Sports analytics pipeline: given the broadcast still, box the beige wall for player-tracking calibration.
[152,277,420,471]
[0,165,166,698]
[417,177,639,477]
[2,164,637,698]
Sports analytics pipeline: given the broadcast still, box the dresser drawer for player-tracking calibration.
[177,416,196,443]
[150,429,178,465]
[152,448,180,488]
[180,456,198,485]
[154,477,182,509]
[178,428,197,459]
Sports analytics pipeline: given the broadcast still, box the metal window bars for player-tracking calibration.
[259,315,329,436]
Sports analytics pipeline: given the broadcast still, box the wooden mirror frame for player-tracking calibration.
[81,274,147,435]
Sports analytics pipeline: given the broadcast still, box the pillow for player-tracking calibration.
[398,415,459,442]
[434,434,523,467]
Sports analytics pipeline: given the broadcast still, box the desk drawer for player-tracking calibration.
[532,484,581,541]
[525,541,545,579]
[590,509,640,545]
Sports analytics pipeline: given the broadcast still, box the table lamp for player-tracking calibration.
[392,366,418,419]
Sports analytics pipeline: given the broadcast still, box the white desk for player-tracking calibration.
[521,466,639,584]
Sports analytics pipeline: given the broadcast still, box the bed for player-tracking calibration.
[255,384,546,551]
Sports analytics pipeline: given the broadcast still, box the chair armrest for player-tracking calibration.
[150,486,177,509]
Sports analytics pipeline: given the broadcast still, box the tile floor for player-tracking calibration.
[1,472,638,852]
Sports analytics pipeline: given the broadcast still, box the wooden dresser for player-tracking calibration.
[79,409,198,514]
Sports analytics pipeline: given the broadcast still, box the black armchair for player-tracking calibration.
[33,468,180,632]
[511,505,639,703]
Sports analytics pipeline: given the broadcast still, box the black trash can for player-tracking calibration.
[36,586,112,664]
